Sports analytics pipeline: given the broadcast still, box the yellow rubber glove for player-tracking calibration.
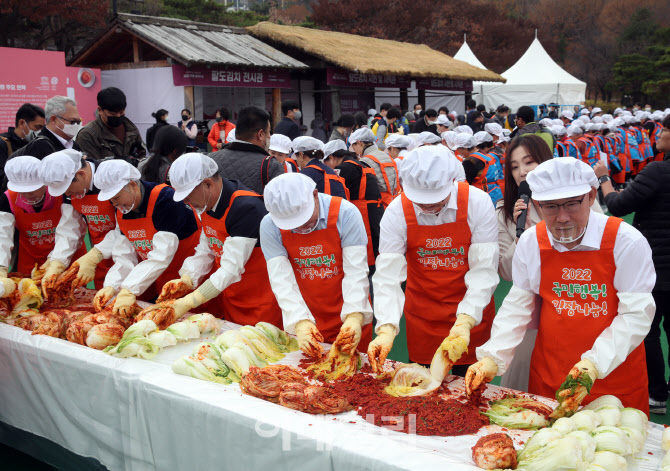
[571,358,598,383]
[465,357,498,398]
[171,280,219,317]
[367,323,396,373]
[73,248,103,285]
[157,274,193,302]
[333,312,364,355]
[0,278,16,298]
[41,260,66,298]
[93,286,116,312]
[113,288,136,316]
[295,319,324,359]
[0,267,7,279]
[550,359,598,419]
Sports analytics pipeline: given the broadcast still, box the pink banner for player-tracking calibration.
[327,67,411,89]
[66,67,102,125]
[0,47,68,130]
[415,78,473,91]
[172,64,291,88]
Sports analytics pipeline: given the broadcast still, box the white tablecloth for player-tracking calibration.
[0,321,665,471]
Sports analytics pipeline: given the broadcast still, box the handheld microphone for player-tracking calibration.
[516,180,532,238]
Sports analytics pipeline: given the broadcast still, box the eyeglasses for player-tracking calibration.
[57,116,82,125]
[538,195,587,216]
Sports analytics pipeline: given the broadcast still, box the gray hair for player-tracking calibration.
[45,96,77,121]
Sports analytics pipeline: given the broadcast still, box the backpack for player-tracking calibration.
[9,136,55,158]
[0,136,12,157]
[260,155,276,188]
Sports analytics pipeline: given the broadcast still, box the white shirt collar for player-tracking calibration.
[87,161,95,192]
[211,186,223,213]
[45,127,73,149]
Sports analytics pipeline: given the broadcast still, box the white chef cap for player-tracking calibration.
[621,110,632,117]
[580,109,590,115]
[322,139,348,159]
[611,118,625,127]
[551,125,566,137]
[484,122,503,137]
[269,134,292,155]
[263,173,317,230]
[406,134,420,152]
[584,123,594,132]
[442,131,458,150]
[578,116,590,124]
[416,131,442,146]
[592,107,602,114]
[454,125,474,135]
[652,111,664,121]
[561,110,574,120]
[94,160,142,201]
[552,119,564,127]
[592,116,603,124]
[292,136,324,154]
[614,108,622,116]
[473,131,493,146]
[6,156,43,192]
[169,153,219,201]
[399,146,461,204]
[527,157,598,201]
[435,115,452,126]
[226,128,236,143]
[453,133,476,149]
[601,114,613,123]
[368,109,377,116]
[40,150,83,196]
[567,125,583,137]
[608,122,620,132]
[539,118,554,127]
[348,127,376,145]
[385,134,411,149]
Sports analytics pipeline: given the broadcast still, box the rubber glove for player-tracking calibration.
[113,288,136,317]
[157,274,193,303]
[73,248,103,285]
[441,314,476,352]
[295,319,324,359]
[0,267,7,279]
[93,286,116,312]
[0,278,16,298]
[465,357,498,398]
[171,280,220,318]
[41,260,66,298]
[333,312,364,355]
[550,359,598,419]
[367,323,396,373]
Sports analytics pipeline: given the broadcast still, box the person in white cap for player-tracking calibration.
[269,134,298,173]
[348,127,399,206]
[91,160,200,315]
[368,146,498,374]
[415,131,442,147]
[566,124,586,160]
[467,157,654,414]
[259,173,373,358]
[552,125,570,157]
[154,153,282,325]
[452,133,476,161]
[560,110,574,127]
[293,136,348,200]
[0,156,85,290]
[384,134,411,167]
[454,125,474,136]
[592,107,603,117]
[435,115,452,134]
[39,150,117,290]
[371,107,402,150]
[469,131,503,205]
[322,139,384,270]
[366,109,377,128]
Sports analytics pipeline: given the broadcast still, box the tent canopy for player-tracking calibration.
[453,36,488,71]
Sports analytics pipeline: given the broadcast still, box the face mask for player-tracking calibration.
[57,117,82,138]
[427,120,436,125]
[293,110,302,120]
[106,115,123,128]
[216,117,223,123]
[182,115,189,121]
[645,108,652,112]
[117,186,136,214]
[25,129,39,141]
[190,186,210,216]
[550,225,587,244]
[294,219,318,234]
[19,192,45,206]
[71,192,86,199]
[417,202,448,216]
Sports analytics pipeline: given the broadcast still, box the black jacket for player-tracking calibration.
[0,129,28,186]
[145,121,169,151]
[605,156,670,290]
[412,116,438,135]
[274,117,301,141]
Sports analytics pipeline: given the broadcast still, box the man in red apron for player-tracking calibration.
[40,150,117,290]
[156,153,282,327]
[260,173,373,358]
[468,157,655,414]
[269,134,298,173]
[294,136,349,200]
[91,160,201,316]
[368,146,499,375]
[0,156,84,285]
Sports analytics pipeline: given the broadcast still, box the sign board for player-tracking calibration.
[0,47,68,131]
[172,64,291,88]
[326,67,412,89]
[415,78,473,91]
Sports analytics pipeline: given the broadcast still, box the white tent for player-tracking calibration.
[453,35,488,70]
[479,36,586,112]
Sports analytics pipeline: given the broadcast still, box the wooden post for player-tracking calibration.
[184,86,195,116]
[418,89,426,110]
[132,36,142,63]
[400,87,409,112]
[330,86,341,123]
[272,88,282,132]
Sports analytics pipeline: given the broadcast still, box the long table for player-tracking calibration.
[0,321,665,470]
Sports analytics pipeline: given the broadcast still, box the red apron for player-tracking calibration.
[200,190,282,327]
[305,164,350,200]
[362,154,399,207]
[528,218,648,414]
[280,197,372,350]
[7,190,70,273]
[117,184,201,300]
[70,194,116,289]
[402,183,495,364]
[339,160,380,264]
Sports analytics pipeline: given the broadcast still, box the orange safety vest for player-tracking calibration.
[280,197,372,350]
[362,154,399,207]
[117,184,201,301]
[338,159,380,264]
[285,158,298,173]
[71,193,116,289]
[528,218,648,414]
[199,190,282,327]
[401,184,495,364]
[305,164,350,200]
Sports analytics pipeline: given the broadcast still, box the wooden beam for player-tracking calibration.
[132,36,142,63]
[184,86,195,116]
[418,89,426,110]
[92,60,170,70]
[400,87,409,112]
[272,88,282,132]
